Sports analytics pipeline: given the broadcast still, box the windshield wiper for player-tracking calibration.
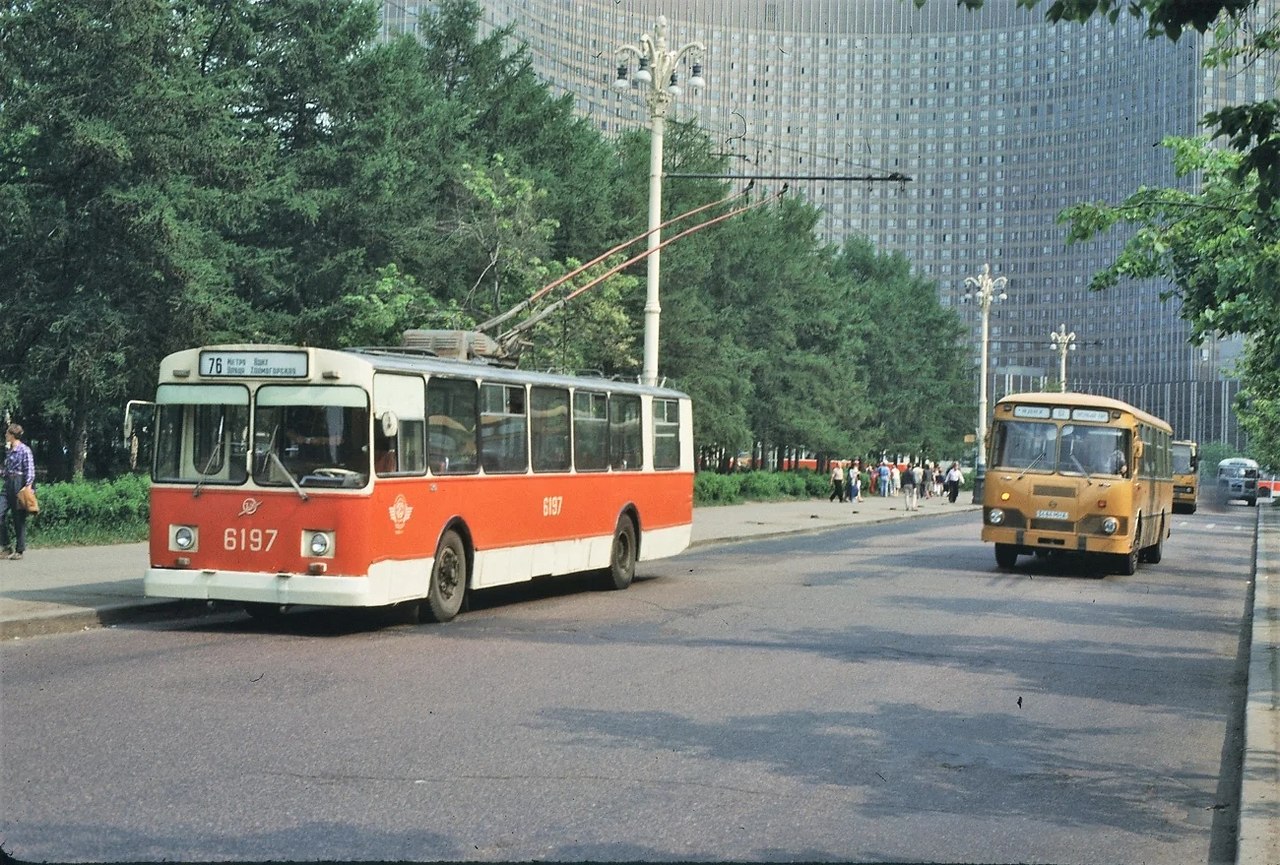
[269,450,309,501]
[192,417,226,499]
[1017,450,1046,480]
[1070,454,1094,485]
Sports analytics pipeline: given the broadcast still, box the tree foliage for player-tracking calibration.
[0,0,974,481]
[1061,137,1280,466]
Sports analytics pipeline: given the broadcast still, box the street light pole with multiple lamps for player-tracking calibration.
[1050,323,1077,391]
[613,17,706,387]
[962,263,1008,503]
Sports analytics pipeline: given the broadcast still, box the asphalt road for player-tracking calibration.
[0,504,1255,863]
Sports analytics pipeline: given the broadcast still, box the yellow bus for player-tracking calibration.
[981,392,1173,575]
[1171,439,1199,514]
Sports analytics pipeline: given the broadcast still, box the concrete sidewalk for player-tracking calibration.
[0,491,967,640]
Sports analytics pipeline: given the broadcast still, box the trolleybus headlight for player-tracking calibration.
[988,508,1006,525]
[172,525,197,551]
[1101,517,1119,535]
[306,531,333,557]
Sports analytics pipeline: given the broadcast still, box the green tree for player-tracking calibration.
[838,238,975,460]
[417,0,625,264]
[0,0,269,478]
[1060,138,1280,466]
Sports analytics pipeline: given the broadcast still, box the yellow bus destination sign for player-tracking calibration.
[199,350,309,378]
[1011,404,1111,423]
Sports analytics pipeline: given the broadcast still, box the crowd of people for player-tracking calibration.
[828,458,965,507]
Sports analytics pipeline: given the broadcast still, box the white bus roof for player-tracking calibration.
[157,344,690,400]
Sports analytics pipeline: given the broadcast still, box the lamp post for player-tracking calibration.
[962,263,1008,503]
[614,17,706,387]
[1049,323,1077,391]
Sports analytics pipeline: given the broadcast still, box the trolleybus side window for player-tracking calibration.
[573,390,608,471]
[427,377,478,474]
[530,386,570,473]
[373,373,426,476]
[480,382,528,473]
[153,384,250,484]
[609,394,642,471]
[253,385,369,488]
[653,398,681,470]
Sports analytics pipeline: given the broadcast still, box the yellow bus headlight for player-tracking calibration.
[988,508,1006,525]
[1101,517,1119,535]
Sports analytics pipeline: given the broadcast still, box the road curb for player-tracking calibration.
[1238,505,1280,865]
[0,599,210,641]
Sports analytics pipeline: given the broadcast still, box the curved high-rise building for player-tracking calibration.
[382,0,1268,448]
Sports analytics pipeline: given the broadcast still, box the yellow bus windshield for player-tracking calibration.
[993,420,1130,477]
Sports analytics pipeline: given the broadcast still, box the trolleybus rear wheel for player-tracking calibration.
[425,530,467,622]
[602,515,637,590]
[994,544,1019,569]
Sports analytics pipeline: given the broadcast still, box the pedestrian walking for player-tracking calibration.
[1,424,36,560]
[945,461,964,503]
[901,461,919,510]
[828,461,846,503]
[877,461,891,497]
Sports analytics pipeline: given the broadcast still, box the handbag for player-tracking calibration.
[17,485,38,514]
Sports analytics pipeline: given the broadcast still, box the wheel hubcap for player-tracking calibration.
[438,551,459,598]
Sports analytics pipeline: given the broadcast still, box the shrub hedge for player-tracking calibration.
[693,470,830,505]
[26,474,150,546]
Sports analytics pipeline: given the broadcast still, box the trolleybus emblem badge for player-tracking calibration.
[389,494,413,533]
[238,498,262,517]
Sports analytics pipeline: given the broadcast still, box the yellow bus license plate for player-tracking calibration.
[1036,509,1069,520]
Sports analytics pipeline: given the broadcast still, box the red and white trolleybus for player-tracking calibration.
[140,343,694,621]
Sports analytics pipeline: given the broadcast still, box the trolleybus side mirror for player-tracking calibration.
[123,399,156,474]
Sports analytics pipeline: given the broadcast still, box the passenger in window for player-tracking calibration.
[1104,447,1128,476]
[374,428,397,474]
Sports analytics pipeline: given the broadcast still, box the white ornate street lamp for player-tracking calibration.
[614,17,706,387]
[962,263,1008,503]
[1049,323,1077,391]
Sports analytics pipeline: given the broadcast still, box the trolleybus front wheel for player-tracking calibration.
[601,515,637,590]
[425,530,467,622]
[994,544,1019,569]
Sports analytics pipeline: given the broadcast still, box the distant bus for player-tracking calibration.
[981,392,1173,575]
[1171,439,1199,514]
[1216,457,1259,507]
[137,343,694,622]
